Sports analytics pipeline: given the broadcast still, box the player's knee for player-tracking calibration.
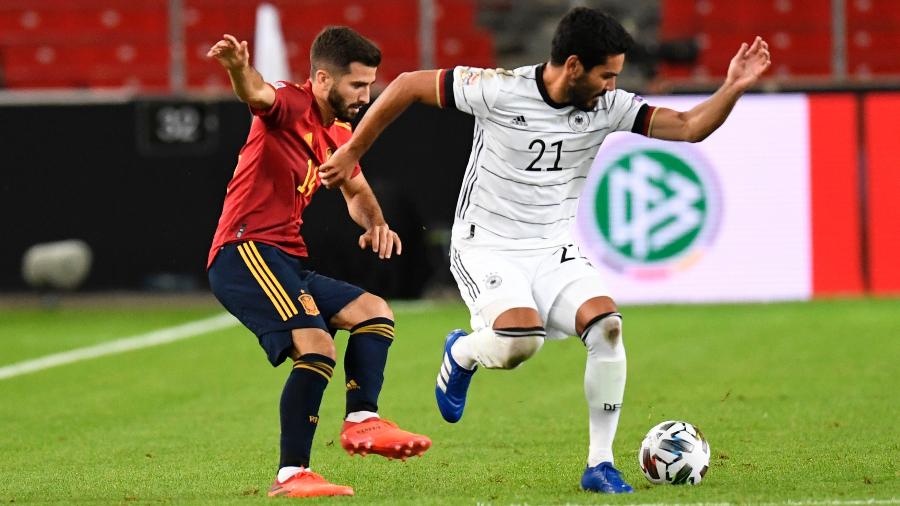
[492,327,545,369]
[581,312,624,359]
[291,328,337,360]
[361,292,393,321]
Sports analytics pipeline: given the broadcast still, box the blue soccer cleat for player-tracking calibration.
[581,462,634,494]
[435,329,477,423]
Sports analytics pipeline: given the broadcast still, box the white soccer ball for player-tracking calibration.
[638,420,710,485]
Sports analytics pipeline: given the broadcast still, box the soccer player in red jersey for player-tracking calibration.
[206,27,431,498]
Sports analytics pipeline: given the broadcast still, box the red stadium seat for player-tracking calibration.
[0,0,495,90]
[848,30,900,76]
[658,0,835,79]
[847,0,900,75]
[436,0,477,30]
[2,42,169,89]
[660,0,699,39]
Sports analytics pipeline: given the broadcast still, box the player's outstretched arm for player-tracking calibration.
[320,70,441,188]
[206,34,275,110]
[340,172,402,260]
[648,36,771,142]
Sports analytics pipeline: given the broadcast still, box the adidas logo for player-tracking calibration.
[511,115,528,126]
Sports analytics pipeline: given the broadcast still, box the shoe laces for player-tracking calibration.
[602,464,624,482]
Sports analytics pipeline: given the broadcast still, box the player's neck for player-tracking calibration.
[541,63,571,105]
[312,93,337,126]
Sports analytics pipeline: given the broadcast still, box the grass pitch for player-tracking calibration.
[0,297,898,504]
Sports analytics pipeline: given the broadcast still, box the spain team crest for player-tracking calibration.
[298,291,320,316]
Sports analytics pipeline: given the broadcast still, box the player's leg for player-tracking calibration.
[208,241,352,497]
[576,296,627,463]
[536,244,632,493]
[273,327,343,491]
[437,246,546,422]
[324,291,392,420]
[575,296,631,493]
[307,275,431,459]
[450,305,545,370]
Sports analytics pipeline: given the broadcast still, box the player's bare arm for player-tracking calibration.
[648,36,771,142]
[340,172,402,260]
[320,70,441,188]
[207,34,276,110]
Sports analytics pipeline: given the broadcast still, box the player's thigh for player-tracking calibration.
[303,270,371,331]
[208,241,330,366]
[449,245,540,330]
[533,243,614,339]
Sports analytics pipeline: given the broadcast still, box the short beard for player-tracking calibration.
[569,77,603,112]
[328,86,358,122]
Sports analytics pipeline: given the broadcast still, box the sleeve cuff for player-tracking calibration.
[631,104,657,136]
[438,68,455,109]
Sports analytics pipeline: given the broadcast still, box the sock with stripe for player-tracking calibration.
[451,326,545,369]
[582,313,626,466]
[344,317,394,417]
[279,353,335,469]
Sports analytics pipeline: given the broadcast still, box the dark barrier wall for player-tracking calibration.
[1,100,475,297]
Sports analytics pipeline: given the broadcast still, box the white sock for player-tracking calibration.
[277,466,305,483]
[449,328,486,370]
[451,326,543,370]
[583,315,626,467]
[345,410,379,423]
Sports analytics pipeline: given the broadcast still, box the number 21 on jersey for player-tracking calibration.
[526,139,563,171]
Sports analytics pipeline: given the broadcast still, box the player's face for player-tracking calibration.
[328,62,377,122]
[569,53,625,111]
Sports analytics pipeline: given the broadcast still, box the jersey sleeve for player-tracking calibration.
[437,66,502,118]
[250,81,309,128]
[606,89,658,137]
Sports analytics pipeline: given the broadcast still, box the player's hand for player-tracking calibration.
[359,224,402,260]
[207,34,250,71]
[320,144,360,189]
[726,36,771,91]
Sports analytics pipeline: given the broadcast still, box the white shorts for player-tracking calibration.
[449,241,611,340]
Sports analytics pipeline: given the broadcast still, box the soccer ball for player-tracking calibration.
[638,420,710,485]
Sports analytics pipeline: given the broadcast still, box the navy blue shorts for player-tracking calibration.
[208,241,365,366]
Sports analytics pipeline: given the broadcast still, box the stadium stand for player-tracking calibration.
[658,0,835,79]
[0,0,494,91]
[846,0,900,76]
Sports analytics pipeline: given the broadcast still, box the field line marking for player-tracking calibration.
[0,312,238,380]
[607,500,900,506]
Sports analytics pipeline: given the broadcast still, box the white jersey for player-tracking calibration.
[441,64,654,251]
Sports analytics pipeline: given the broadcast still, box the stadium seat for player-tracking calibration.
[847,0,900,75]
[658,0,835,79]
[848,31,900,76]
[0,0,495,90]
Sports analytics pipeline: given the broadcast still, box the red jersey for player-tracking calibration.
[208,80,361,268]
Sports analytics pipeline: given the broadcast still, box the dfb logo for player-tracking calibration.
[603,403,622,411]
[581,140,722,279]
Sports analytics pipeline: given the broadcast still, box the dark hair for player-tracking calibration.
[310,26,381,75]
[550,8,633,71]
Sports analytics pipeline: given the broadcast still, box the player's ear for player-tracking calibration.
[564,55,583,78]
[314,68,332,87]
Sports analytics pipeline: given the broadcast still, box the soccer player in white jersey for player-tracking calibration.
[320,7,771,493]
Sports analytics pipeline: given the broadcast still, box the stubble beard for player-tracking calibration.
[328,86,361,122]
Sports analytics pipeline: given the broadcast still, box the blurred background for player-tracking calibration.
[1,0,898,303]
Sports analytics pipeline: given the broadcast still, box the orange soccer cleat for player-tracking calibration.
[340,417,432,460]
[267,469,354,498]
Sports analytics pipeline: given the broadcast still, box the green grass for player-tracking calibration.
[1,298,898,504]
